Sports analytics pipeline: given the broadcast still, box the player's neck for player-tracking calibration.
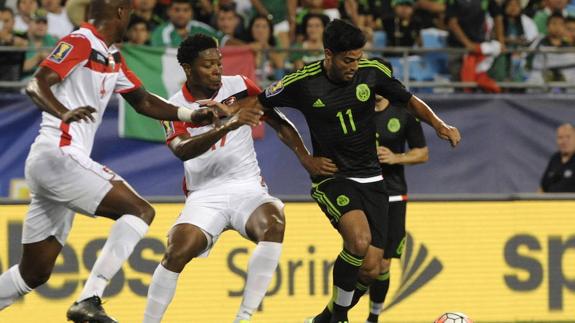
[186,82,217,100]
[90,20,117,46]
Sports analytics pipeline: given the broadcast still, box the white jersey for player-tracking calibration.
[163,75,262,193]
[32,23,142,156]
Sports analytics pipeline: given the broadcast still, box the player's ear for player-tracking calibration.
[181,63,192,77]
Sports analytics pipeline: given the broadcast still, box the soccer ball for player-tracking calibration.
[434,312,473,323]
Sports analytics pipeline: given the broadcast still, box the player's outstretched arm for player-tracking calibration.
[377,146,429,165]
[406,96,461,147]
[265,108,338,176]
[168,107,263,161]
[122,89,217,126]
[26,67,96,123]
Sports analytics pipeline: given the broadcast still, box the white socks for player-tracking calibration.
[77,214,148,302]
[0,265,32,310]
[143,265,179,323]
[235,241,282,321]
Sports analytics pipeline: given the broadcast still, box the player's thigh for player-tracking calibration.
[162,223,209,272]
[230,183,285,242]
[95,180,154,223]
[244,201,286,243]
[19,236,63,287]
[357,180,389,250]
[26,148,136,220]
[384,201,407,259]
[22,193,76,247]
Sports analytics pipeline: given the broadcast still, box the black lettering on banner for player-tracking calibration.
[308,246,315,296]
[288,260,303,295]
[548,236,575,310]
[323,260,334,295]
[36,245,79,298]
[9,222,22,267]
[504,234,543,291]
[228,248,248,297]
[128,238,166,296]
[83,239,125,297]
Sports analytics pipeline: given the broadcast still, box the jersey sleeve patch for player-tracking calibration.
[47,42,74,64]
[264,80,284,98]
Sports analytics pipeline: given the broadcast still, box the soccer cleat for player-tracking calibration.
[66,295,118,323]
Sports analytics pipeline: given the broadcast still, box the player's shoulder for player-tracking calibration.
[168,90,186,106]
[358,58,393,78]
[281,60,323,87]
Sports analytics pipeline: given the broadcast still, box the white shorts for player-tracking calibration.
[173,180,284,256]
[22,145,120,245]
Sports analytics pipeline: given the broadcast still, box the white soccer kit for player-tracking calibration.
[23,23,142,245]
[163,76,283,253]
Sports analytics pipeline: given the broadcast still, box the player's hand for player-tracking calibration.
[300,155,338,176]
[377,146,398,164]
[191,107,218,126]
[61,106,96,123]
[436,123,461,147]
[224,107,263,130]
[198,99,236,117]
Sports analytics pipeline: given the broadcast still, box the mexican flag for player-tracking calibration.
[119,45,258,142]
[119,45,185,142]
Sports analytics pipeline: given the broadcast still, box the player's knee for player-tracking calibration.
[21,267,52,289]
[380,258,391,272]
[133,202,155,225]
[358,265,379,284]
[347,234,371,256]
[261,213,285,242]
[162,248,194,273]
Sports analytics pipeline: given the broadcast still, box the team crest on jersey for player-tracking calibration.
[265,80,284,97]
[48,42,73,63]
[336,195,350,207]
[387,118,401,133]
[223,96,236,105]
[356,83,370,102]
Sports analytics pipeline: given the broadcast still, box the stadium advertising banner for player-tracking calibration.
[0,201,574,323]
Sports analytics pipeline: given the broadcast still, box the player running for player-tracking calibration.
[0,1,217,322]
[206,19,460,323]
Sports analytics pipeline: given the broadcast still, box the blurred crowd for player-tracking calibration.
[1,0,575,92]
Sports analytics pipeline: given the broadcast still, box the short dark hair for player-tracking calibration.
[245,14,276,47]
[177,33,218,65]
[302,13,330,39]
[0,6,15,17]
[547,11,565,26]
[323,19,366,53]
[128,14,150,31]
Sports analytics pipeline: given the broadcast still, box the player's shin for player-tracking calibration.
[0,265,33,310]
[143,264,180,323]
[330,249,364,322]
[77,214,149,301]
[366,271,390,323]
[235,241,282,322]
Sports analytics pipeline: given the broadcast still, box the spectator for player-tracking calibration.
[289,13,329,71]
[533,0,573,34]
[214,2,244,46]
[565,15,575,44]
[529,12,575,84]
[382,0,423,52]
[126,14,151,45]
[13,0,37,33]
[150,0,222,47]
[413,0,447,29]
[191,0,214,25]
[489,0,538,83]
[0,6,27,92]
[243,14,284,81]
[40,0,73,39]
[133,0,164,31]
[250,0,295,49]
[22,9,56,78]
[445,0,505,82]
[540,123,575,192]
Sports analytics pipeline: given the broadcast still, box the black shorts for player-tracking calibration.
[310,177,389,249]
[384,200,407,259]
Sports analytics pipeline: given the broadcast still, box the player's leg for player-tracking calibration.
[143,223,209,323]
[348,245,384,309]
[72,180,154,305]
[366,258,391,323]
[366,200,406,323]
[0,238,61,310]
[234,201,285,322]
[0,192,74,310]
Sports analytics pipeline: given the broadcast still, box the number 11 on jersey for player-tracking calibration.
[336,109,356,135]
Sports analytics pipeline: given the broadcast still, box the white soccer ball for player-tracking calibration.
[433,312,473,323]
